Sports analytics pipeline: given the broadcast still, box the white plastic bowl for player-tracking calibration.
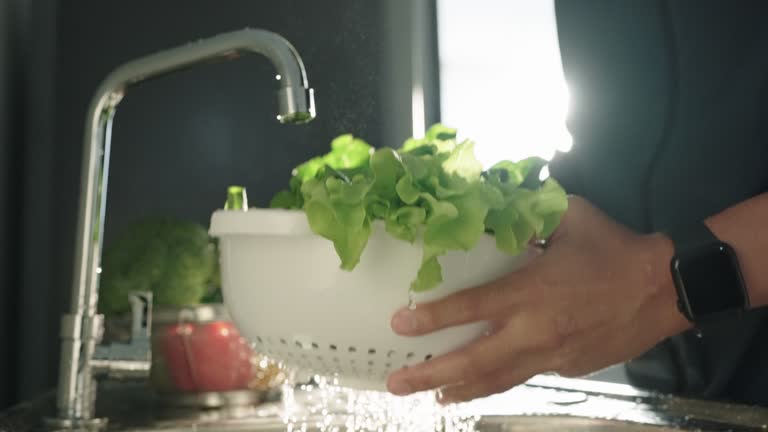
[209,208,529,391]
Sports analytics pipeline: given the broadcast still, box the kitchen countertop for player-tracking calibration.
[2,376,768,431]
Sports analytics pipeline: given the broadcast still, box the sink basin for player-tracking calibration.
[4,377,764,431]
[120,416,684,432]
[84,377,767,432]
[478,416,682,431]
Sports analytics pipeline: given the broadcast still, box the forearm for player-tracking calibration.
[646,193,768,336]
[705,192,768,308]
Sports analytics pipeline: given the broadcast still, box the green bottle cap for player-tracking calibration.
[225,186,248,211]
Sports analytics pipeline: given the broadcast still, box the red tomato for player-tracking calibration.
[160,323,196,391]
[160,320,255,392]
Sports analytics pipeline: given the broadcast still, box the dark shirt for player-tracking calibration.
[550,0,768,405]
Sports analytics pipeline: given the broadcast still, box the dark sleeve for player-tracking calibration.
[550,0,673,232]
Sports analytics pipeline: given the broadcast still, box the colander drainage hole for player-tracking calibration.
[312,342,319,349]
[280,338,287,345]
[348,346,357,353]
[406,352,415,359]
[368,360,374,366]
[368,348,376,355]
[256,336,263,344]
[330,344,337,351]
[425,354,433,361]
[385,363,391,368]
[387,350,396,358]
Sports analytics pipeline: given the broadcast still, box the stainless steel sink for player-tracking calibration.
[119,416,686,432]
[3,375,766,431]
[102,376,768,432]
[478,416,686,431]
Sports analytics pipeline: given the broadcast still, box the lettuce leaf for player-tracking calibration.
[270,123,568,292]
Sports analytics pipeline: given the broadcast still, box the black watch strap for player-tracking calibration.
[666,221,749,324]
[666,221,719,253]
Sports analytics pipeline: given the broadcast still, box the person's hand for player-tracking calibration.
[386,196,691,403]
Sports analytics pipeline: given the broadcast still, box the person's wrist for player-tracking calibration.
[704,217,764,308]
[642,232,692,335]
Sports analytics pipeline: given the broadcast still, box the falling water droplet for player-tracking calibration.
[407,289,417,310]
[436,388,444,402]
[695,329,703,338]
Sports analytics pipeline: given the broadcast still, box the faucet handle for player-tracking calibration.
[128,291,152,342]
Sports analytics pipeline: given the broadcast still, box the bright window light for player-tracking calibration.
[437,0,572,167]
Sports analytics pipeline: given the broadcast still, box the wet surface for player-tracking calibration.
[2,376,767,431]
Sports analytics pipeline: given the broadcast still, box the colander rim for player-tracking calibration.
[209,208,314,237]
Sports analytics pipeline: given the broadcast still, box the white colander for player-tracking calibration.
[209,208,529,391]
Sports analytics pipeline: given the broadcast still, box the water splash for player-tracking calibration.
[407,288,417,310]
[281,375,478,431]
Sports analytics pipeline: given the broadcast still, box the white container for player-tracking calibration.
[209,208,528,391]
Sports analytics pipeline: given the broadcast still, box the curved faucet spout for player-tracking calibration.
[52,28,315,427]
[96,28,315,124]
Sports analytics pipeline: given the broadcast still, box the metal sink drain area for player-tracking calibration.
[98,376,768,432]
[3,375,767,431]
[119,416,688,432]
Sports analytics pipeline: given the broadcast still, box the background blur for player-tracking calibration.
[0,0,571,408]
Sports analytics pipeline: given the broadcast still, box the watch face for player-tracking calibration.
[673,243,748,319]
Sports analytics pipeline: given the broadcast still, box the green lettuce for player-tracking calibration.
[270,124,568,292]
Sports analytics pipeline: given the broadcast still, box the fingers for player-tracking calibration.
[436,354,545,404]
[391,269,536,336]
[423,306,656,404]
[386,305,623,399]
[387,320,537,395]
[425,322,621,404]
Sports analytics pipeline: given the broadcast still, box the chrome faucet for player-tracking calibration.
[46,28,315,429]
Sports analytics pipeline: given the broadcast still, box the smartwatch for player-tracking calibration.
[667,222,750,324]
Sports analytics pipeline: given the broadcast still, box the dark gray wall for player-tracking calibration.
[55,1,390,246]
[14,0,60,403]
[0,0,40,408]
[0,0,15,409]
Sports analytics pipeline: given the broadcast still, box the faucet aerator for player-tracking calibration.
[277,86,316,124]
